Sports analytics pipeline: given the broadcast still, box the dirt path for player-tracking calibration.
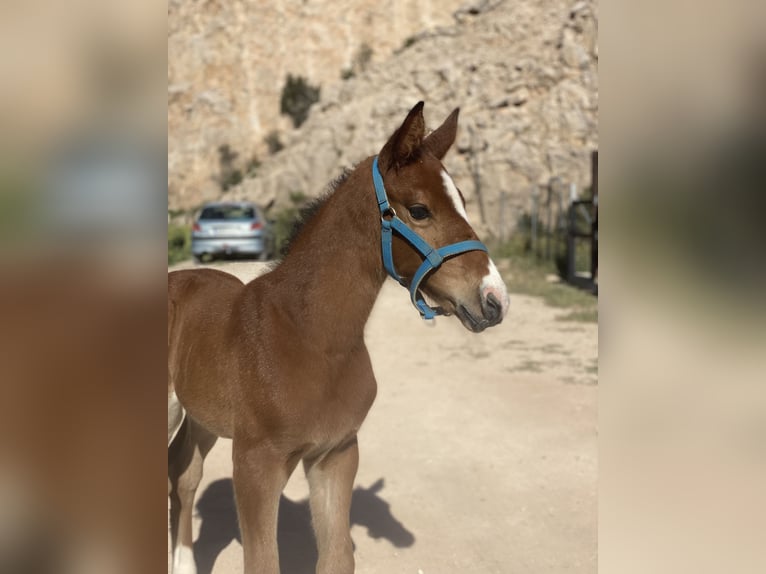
[169,260,597,574]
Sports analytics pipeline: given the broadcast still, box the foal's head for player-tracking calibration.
[375,102,509,332]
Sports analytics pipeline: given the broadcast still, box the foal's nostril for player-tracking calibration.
[483,292,502,323]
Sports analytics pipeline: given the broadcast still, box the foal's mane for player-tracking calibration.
[276,167,354,261]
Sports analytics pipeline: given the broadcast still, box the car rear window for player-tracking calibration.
[199,205,256,221]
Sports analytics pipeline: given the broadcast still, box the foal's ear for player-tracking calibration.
[422,107,459,160]
[378,101,426,171]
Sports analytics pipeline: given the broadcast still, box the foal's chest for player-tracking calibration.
[283,351,377,452]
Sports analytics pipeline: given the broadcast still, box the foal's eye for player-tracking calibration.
[408,205,430,220]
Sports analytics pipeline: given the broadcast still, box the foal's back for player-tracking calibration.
[168,268,246,437]
[168,268,244,350]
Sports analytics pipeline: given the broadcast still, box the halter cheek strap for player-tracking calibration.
[372,156,488,319]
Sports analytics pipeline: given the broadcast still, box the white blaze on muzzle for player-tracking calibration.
[442,168,509,319]
[481,259,510,318]
[442,169,509,317]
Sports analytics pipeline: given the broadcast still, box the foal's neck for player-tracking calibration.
[265,157,386,349]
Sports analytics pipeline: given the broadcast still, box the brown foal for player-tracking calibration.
[168,102,509,574]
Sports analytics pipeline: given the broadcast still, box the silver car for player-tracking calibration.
[191,202,274,262]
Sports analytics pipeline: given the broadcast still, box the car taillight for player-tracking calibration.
[192,223,201,232]
[250,221,263,230]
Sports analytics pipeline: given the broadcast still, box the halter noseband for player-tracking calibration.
[372,155,488,320]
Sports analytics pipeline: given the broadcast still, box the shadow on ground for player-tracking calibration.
[193,478,415,574]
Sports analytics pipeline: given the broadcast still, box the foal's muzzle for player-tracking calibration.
[482,292,503,324]
[456,292,504,333]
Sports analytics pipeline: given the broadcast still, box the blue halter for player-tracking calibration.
[372,156,488,319]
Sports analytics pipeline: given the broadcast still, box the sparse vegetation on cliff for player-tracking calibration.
[280,74,320,128]
[168,223,191,265]
[341,43,374,79]
[264,131,284,154]
[216,144,243,192]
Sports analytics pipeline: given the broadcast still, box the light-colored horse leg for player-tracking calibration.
[304,437,359,574]
[168,418,217,574]
[232,440,297,574]
[168,389,186,446]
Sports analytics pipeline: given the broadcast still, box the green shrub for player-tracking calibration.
[280,74,321,128]
[168,224,191,265]
[246,156,261,177]
[342,44,373,79]
[222,170,242,191]
[217,144,242,191]
[289,191,307,205]
[270,191,313,256]
[272,206,300,256]
[402,36,418,49]
[264,131,284,154]
[354,43,373,71]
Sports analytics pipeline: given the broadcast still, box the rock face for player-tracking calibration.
[168,0,465,207]
[169,0,598,237]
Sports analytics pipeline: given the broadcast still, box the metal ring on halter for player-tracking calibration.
[382,206,397,220]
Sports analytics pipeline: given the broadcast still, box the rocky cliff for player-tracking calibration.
[169,0,465,207]
[169,0,598,236]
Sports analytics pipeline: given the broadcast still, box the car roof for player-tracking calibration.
[200,201,257,208]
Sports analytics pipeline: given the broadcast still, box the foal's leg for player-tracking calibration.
[232,440,297,574]
[304,437,359,574]
[168,418,218,574]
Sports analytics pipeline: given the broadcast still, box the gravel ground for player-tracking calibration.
[168,260,597,574]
